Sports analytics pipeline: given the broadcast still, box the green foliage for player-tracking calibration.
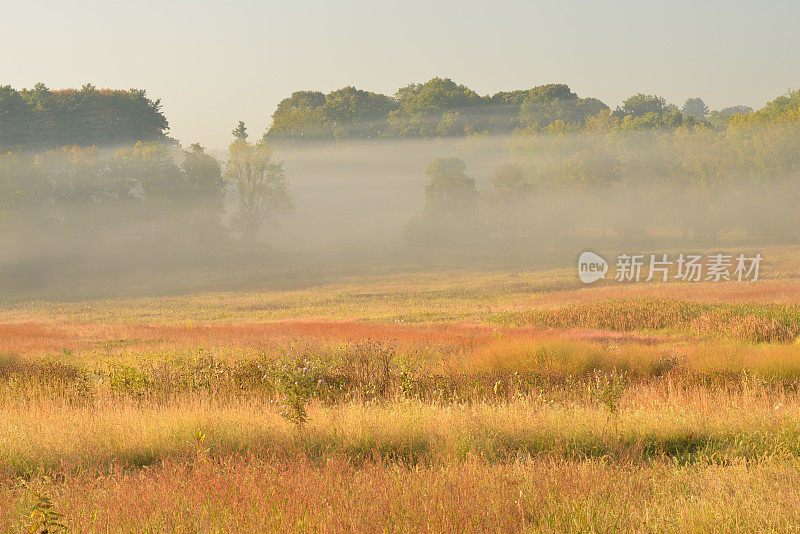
[389,78,484,136]
[224,127,293,247]
[498,90,800,241]
[518,85,608,131]
[267,79,611,140]
[107,362,151,398]
[422,158,478,215]
[753,89,800,122]
[264,80,779,142]
[0,83,169,149]
[406,158,479,243]
[268,87,397,141]
[682,97,709,119]
[396,78,482,115]
[24,483,66,534]
[323,86,397,140]
[620,93,668,118]
[707,105,752,128]
[588,369,627,413]
[180,143,226,238]
[267,91,328,141]
[231,121,248,140]
[0,141,229,258]
[273,359,324,428]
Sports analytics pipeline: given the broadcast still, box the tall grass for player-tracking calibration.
[4,260,800,531]
[3,456,800,532]
[490,298,800,342]
[4,384,800,479]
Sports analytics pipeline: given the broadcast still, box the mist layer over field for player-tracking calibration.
[2,115,799,299]
[269,137,507,249]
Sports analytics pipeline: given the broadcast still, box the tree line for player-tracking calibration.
[408,89,800,244]
[0,121,291,272]
[0,79,757,149]
[0,83,170,150]
[2,79,799,262]
[265,78,754,142]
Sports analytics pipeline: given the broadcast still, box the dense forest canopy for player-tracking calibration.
[265,78,760,142]
[0,78,769,149]
[0,83,170,150]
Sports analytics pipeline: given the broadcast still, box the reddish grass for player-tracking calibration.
[3,456,800,532]
[0,320,666,359]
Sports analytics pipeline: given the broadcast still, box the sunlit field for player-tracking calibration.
[0,246,799,532]
[5,0,800,530]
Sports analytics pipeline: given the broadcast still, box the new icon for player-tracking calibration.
[578,251,608,284]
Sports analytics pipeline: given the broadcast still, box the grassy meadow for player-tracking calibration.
[3,246,800,532]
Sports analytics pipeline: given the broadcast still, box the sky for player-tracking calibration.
[3,0,799,150]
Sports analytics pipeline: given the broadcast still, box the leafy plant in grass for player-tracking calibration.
[193,428,210,462]
[273,359,324,429]
[107,362,151,398]
[588,368,627,414]
[25,482,66,534]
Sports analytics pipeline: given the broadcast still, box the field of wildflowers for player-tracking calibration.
[2,246,800,531]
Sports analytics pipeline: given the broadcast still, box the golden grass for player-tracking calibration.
[4,247,800,531]
[3,457,800,532]
[465,338,800,380]
[3,384,800,476]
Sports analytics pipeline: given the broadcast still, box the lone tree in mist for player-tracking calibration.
[225,122,292,249]
[422,158,478,221]
[486,164,534,239]
[405,157,479,243]
[682,98,709,120]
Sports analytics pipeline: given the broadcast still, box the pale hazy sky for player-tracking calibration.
[3,0,798,150]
